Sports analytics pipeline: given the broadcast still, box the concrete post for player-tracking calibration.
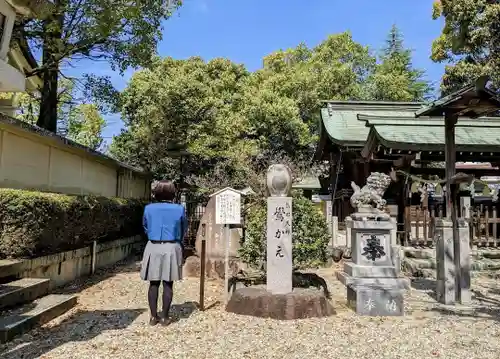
[435,218,455,305]
[332,216,339,247]
[458,219,471,304]
[345,216,353,249]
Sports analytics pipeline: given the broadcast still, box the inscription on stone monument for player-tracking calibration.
[267,197,293,294]
[361,234,386,262]
[386,299,397,313]
[364,298,375,311]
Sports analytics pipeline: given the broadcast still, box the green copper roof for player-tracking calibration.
[358,114,500,127]
[292,176,321,189]
[367,119,500,151]
[320,101,423,146]
[415,76,500,118]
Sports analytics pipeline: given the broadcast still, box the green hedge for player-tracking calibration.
[0,189,147,259]
[239,192,331,269]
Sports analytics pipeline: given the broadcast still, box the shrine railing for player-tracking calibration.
[403,201,500,247]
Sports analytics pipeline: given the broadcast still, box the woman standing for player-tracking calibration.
[140,180,186,326]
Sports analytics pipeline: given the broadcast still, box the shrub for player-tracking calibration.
[239,193,330,269]
[0,189,147,259]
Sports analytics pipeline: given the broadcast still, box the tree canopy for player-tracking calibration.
[17,0,181,132]
[366,25,433,101]
[6,79,105,150]
[431,0,500,94]
[110,29,432,193]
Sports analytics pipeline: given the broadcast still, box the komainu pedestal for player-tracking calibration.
[336,211,409,317]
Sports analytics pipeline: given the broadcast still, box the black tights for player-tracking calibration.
[148,280,173,318]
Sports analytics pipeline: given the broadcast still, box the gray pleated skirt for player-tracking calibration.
[140,241,183,281]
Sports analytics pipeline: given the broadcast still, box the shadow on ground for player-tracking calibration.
[169,301,199,321]
[409,274,500,321]
[410,277,437,300]
[0,254,198,359]
[428,286,500,321]
[0,308,145,359]
[52,255,142,296]
[0,302,198,359]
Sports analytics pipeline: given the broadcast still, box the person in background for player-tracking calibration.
[140,180,187,326]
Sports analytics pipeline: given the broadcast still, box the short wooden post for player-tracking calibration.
[91,240,97,275]
[199,239,206,311]
[199,223,206,311]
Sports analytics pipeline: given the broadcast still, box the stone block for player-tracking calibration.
[351,218,394,231]
[346,285,404,316]
[391,245,402,275]
[343,262,398,278]
[0,278,50,311]
[336,271,410,290]
[0,294,77,343]
[182,256,242,279]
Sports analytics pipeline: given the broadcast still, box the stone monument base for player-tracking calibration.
[225,287,335,320]
[336,272,409,316]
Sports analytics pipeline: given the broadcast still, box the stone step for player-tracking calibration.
[404,257,500,276]
[403,258,436,272]
[0,259,24,283]
[473,259,500,271]
[0,278,50,311]
[475,250,500,260]
[403,248,500,261]
[403,248,435,260]
[0,294,77,344]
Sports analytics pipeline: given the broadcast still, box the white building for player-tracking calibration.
[0,0,46,113]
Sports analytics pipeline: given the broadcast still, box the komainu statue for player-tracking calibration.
[350,172,392,212]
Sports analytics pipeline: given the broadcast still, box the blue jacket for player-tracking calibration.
[143,202,187,243]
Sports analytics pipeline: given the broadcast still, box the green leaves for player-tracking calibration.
[364,25,433,101]
[12,78,105,151]
[0,188,146,259]
[112,30,431,193]
[66,104,105,150]
[239,194,330,268]
[19,0,182,132]
[431,0,500,94]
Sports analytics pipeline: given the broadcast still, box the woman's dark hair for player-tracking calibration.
[152,180,177,202]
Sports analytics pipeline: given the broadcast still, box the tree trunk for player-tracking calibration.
[36,3,64,133]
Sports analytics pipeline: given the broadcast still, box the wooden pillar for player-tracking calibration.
[444,112,470,304]
[396,179,406,245]
[329,152,339,217]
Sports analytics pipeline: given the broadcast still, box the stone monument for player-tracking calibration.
[266,164,293,294]
[183,188,245,279]
[225,164,335,320]
[336,172,410,316]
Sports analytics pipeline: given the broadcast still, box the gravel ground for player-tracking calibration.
[2,258,500,359]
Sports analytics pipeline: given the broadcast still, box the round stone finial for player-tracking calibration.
[266,164,292,197]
